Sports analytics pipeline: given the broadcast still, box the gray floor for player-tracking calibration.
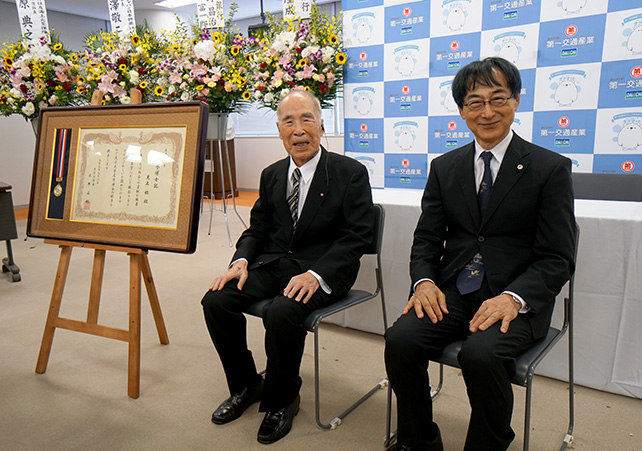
[1,207,641,450]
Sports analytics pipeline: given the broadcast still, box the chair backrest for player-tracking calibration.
[364,204,385,256]
[572,172,642,201]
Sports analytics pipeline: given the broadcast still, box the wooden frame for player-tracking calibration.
[28,102,208,253]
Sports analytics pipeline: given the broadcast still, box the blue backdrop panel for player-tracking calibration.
[343,0,642,189]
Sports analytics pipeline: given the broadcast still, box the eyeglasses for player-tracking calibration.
[463,96,513,111]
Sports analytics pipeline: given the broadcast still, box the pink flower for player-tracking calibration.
[168,70,182,84]
[301,64,316,78]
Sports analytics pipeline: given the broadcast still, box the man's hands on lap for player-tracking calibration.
[283,272,320,304]
[209,260,249,291]
[469,293,520,334]
[403,280,448,322]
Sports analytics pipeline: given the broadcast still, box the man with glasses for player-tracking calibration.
[385,57,576,450]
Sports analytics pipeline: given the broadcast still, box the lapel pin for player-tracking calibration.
[320,193,324,197]
[517,164,524,170]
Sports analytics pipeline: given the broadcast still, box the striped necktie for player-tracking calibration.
[288,168,301,231]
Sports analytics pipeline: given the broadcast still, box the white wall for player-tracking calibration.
[235,136,344,191]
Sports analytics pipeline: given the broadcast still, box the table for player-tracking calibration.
[338,190,642,398]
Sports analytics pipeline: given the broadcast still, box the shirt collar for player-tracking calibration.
[474,130,513,163]
[288,148,321,184]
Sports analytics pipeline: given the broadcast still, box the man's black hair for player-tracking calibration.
[451,57,522,109]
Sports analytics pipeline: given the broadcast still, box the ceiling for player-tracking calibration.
[1,0,297,22]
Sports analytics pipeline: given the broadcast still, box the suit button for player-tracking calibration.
[288,250,293,254]
[478,236,485,242]
[258,261,264,265]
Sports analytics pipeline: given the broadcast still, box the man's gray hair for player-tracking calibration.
[276,90,323,120]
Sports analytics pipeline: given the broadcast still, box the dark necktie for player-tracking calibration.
[287,168,301,231]
[456,152,494,295]
[478,151,493,216]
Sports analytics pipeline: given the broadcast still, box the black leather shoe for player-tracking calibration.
[387,427,443,451]
[256,394,300,444]
[211,378,264,425]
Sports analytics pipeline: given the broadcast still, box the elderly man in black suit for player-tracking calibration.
[201,90,374,444]
[385,57,576,451]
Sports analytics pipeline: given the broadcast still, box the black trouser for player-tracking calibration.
[384,278,535,451]
[201,259,342,412]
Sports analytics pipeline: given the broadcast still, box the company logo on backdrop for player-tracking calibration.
[623,14,642,54]
[611,113,642,151]
[538,15,606,67]
[493,31,525,64]
[393,121,418,151]
[441,0,470,32]
[622,161,635,172]
[351,12,376,44]
[393,45,419,77]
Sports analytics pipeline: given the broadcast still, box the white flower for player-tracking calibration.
[22,102,35,116]
[321,46,334,64]
[10,88,21,97]
[194,40,217,64]
[48,95,58,105]
[121,95,131,104]
[38,101,47,111]
[302,46,320,59]
[279,89,290,98]
[264,92,274,103]
[273,31,297,52]
[180,91,190,101]
[129,70,139,84]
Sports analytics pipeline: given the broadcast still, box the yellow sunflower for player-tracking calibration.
[76,86,85,94]
[53,43,63,51]
[335,53,347,65]
[191,38,199,46]
[139,81,148,89]
[195,84,204,91]
[212,32,223,43]
[119,64,127,71]
[242,91,251,100]
[3,56,13,66]
[298,58,307,68]
[171,44,180,52]
[230,45,240,56]
[131,35,141,46]
[328,34,339,45]
[154,86,164,96]
[76,76,86,84]
[69,53,78,62]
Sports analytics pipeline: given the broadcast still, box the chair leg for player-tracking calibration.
[523,376,534,451]
[312,326,388,430]
[562,313,575,450]
[431,363,445,400]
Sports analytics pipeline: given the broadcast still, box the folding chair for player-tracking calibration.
[245,203,388,429]
[386,224,579,451]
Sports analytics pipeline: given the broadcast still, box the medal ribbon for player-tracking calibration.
[54,128,70,181]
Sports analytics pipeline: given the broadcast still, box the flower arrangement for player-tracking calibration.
[248,2,346,111]
[76,24,165,105]
[151,6,253,113]
[0,35,80,119]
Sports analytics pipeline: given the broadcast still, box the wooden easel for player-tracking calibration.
[35,90,169,398]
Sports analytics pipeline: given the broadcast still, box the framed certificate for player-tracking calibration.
[27,102,208,253]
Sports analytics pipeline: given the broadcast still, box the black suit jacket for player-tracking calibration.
[233,147,374,296]
[411,133,576,338]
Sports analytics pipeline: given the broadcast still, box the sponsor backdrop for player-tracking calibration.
[342,0,642,189]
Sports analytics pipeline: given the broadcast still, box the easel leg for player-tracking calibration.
[128,252,141,399]
[36,246,73,374]
[87,249,106,324]
[141,253,169,345]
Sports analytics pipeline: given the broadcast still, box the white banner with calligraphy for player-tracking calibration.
[197,0,224,29]
[14,0,50,41]
[282,0,311,20]
[107,0,136,36]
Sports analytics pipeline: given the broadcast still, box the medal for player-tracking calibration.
[52,129,69,198]
[53,182,63,197]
